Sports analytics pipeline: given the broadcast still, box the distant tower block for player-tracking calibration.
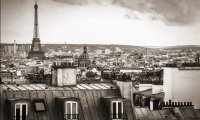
[196,53,200,65]
[27,2,45,59]
[13,40,16,55]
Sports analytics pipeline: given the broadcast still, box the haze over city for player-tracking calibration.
[1,0,200,46]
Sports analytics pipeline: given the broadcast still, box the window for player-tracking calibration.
[65,101,78,120]
[112,101,123,119]
[33,99,46,112]
[15,103,28,120]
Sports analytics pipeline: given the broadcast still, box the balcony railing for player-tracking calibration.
[12,116,27,120]
[112,113,125,119]
[64,114,79,120]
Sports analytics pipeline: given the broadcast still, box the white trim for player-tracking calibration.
[15,102,28,120]
[65,101,78,119]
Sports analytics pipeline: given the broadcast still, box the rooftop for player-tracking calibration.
[134,107,200,120]
[0,82,135,120]
[133,88,164,99]
[1,83,118,91]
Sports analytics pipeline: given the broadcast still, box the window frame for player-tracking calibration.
[65,101,78,119]
[112,101,123,120]
[15,102,28,120]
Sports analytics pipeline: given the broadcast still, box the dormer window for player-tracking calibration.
[65,101,78,120]
[112,101,123,119]
[15,103,28,120]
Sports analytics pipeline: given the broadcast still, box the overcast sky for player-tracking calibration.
[1,0,200,46]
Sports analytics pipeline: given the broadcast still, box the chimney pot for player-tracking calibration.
[187,102,190,106]
[169,100,171,106]
[184,102,186,106]
[172,102,174,106]
[178,102,180,106]
[166,102,168,106]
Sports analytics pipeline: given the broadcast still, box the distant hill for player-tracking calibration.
[1,43,199,51]
[41,44,147,51]
[163,45,200,50]
[146,45,200,50]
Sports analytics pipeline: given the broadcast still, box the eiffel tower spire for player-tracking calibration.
[33,1,39,39]
[27,2,45,59]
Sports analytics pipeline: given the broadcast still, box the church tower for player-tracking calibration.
[27,2,45,59]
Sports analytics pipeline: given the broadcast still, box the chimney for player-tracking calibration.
[13,40,16,55]
[150,98,156,110]
[115,79,133,105]
[51,62,77,87]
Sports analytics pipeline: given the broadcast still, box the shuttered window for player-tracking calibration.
[15,103,28,120]
[112,101,123,119]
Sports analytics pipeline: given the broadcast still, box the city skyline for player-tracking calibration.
[1,0,200,46]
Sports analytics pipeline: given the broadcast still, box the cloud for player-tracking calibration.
[52,0,200,25]
[1,0,200,45]
[51,0,89,5]
[114,0,200,25]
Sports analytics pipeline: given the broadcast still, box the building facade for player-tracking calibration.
[163,65,200,109]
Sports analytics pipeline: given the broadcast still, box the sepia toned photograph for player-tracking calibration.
[1,0,200,120]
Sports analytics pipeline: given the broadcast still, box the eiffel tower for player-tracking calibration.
[27,2,45,59]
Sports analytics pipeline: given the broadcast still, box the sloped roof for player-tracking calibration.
[134,88,164,99]
[1,83,118,91]
[0,83,135,120]
[195,109,200,118]
[179,107,200,119]
[134,107,155,119]
[134,107,200,120]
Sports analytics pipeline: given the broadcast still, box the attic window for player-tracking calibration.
[112,101,123,119]
[15,103,28,120]
[33,99,46,112]
[65,101,78,119]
